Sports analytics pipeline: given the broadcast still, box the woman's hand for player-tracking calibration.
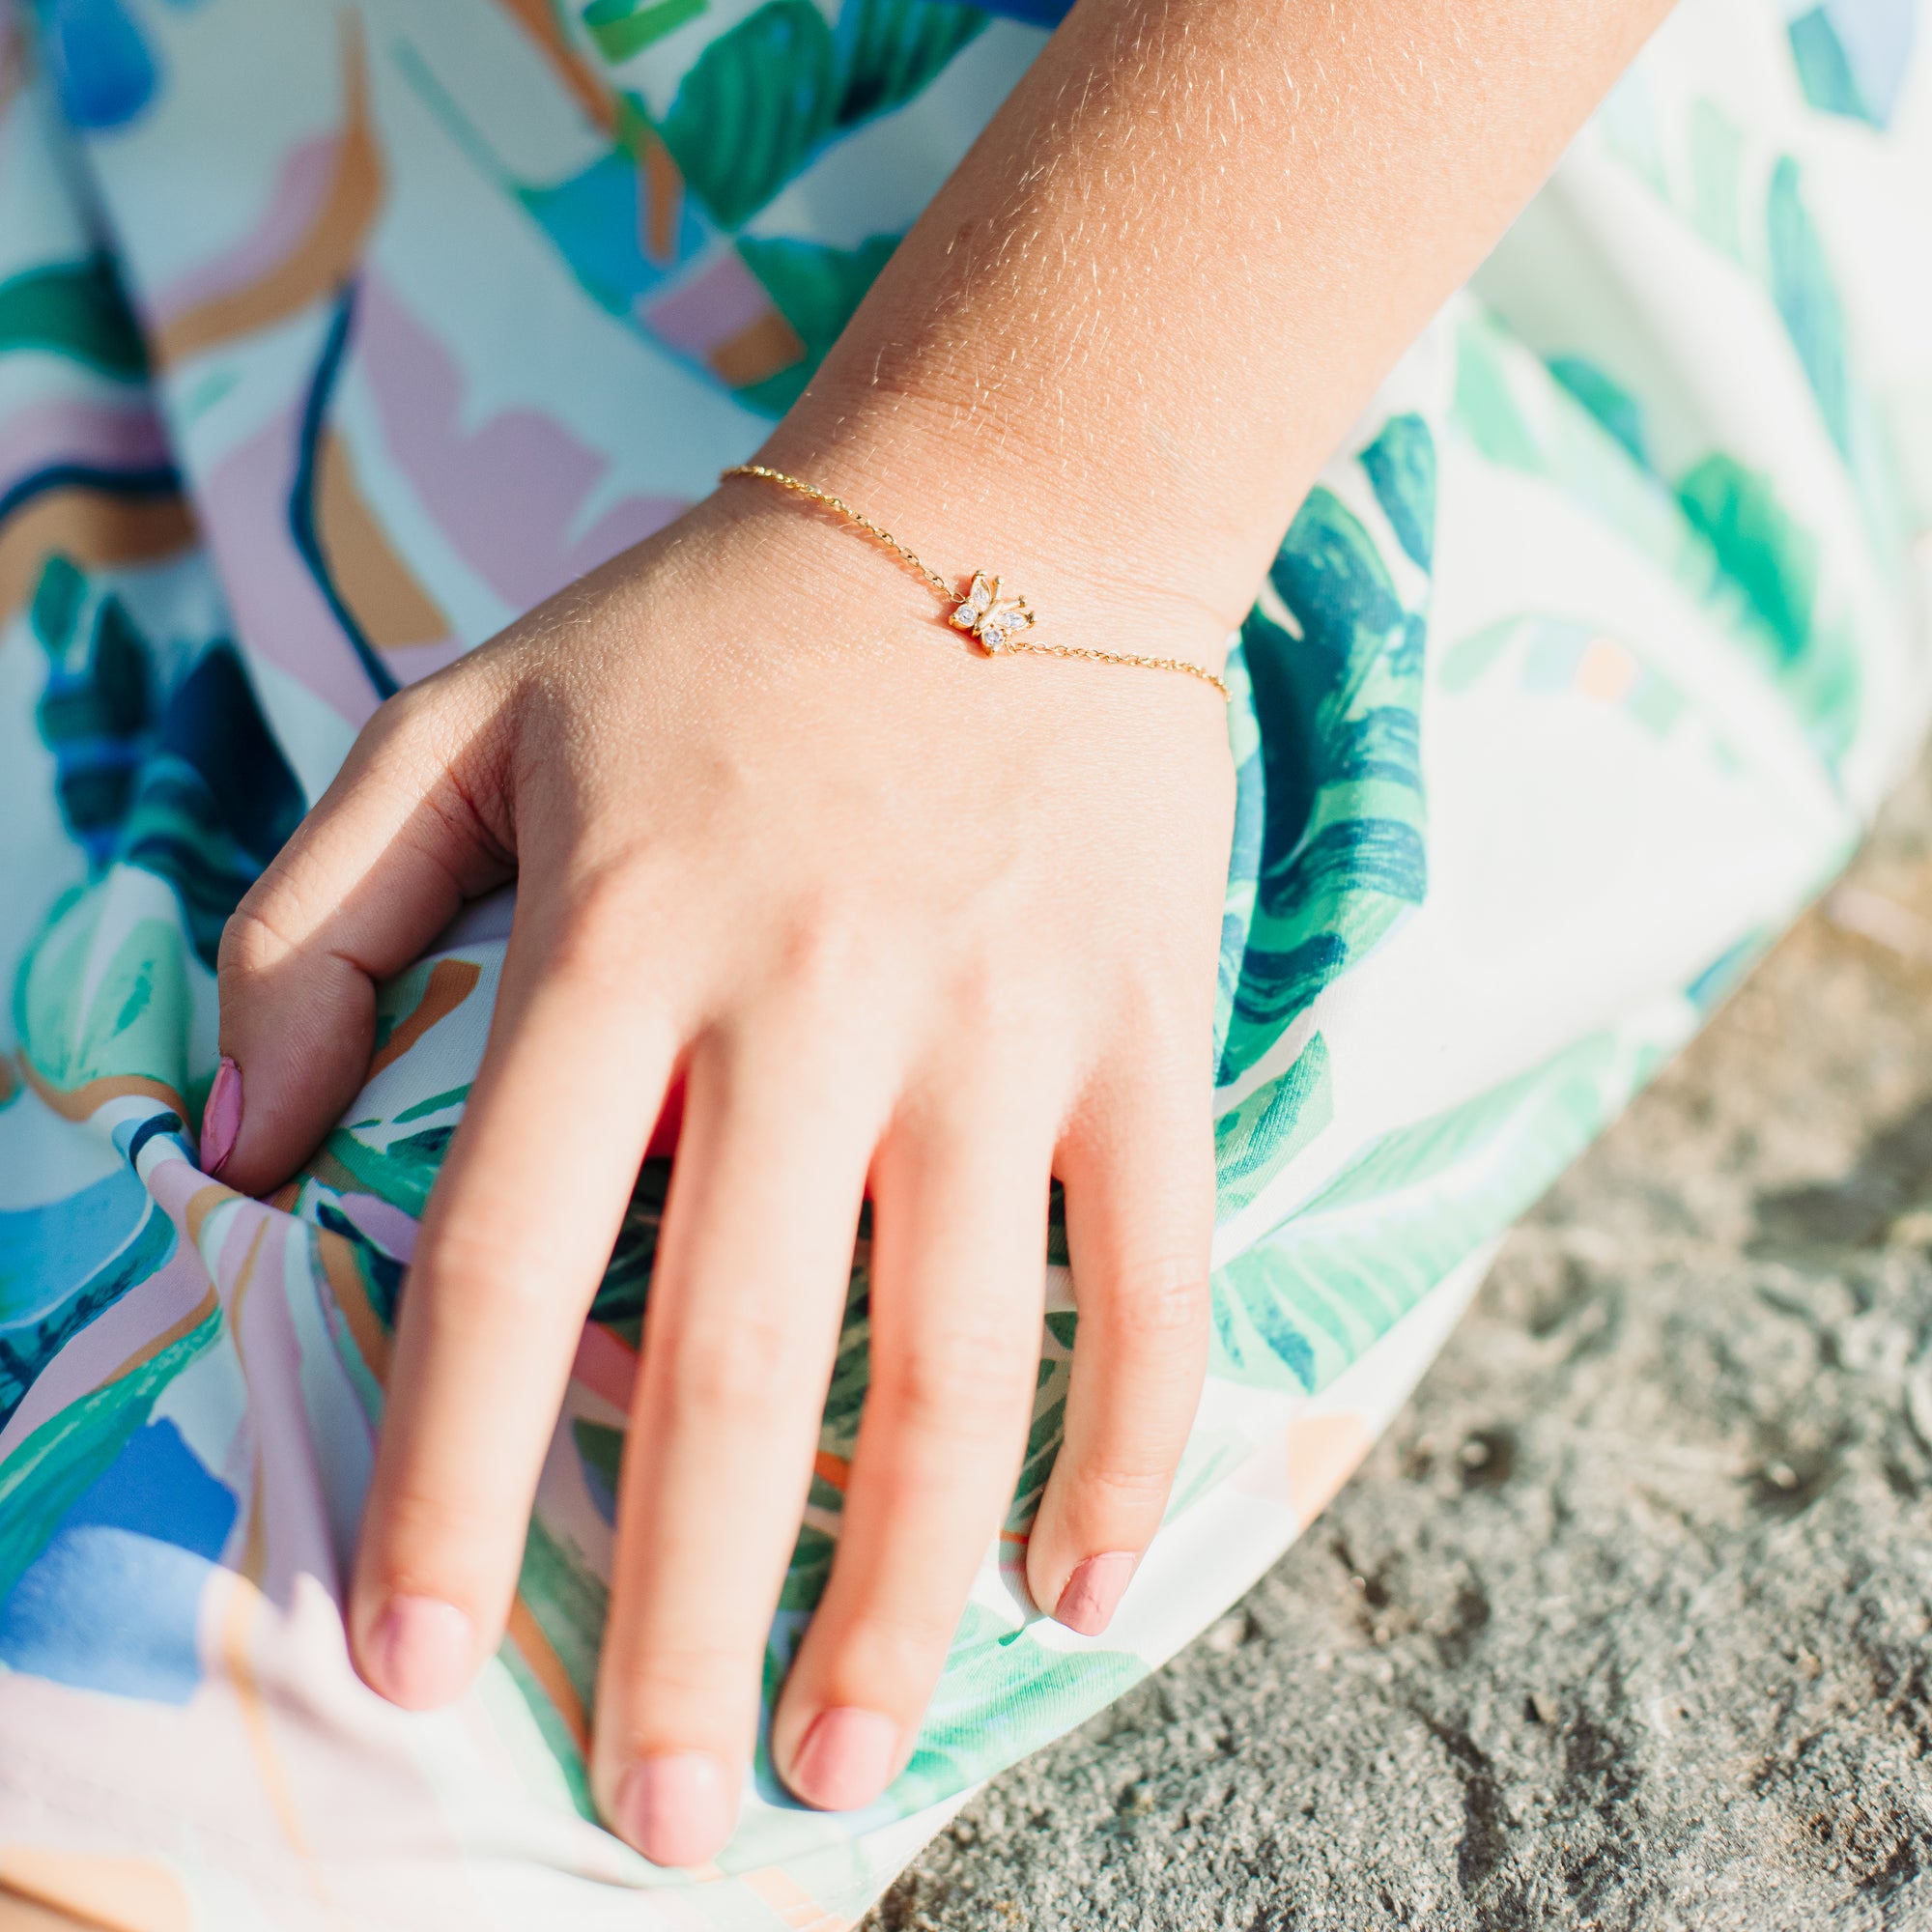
[211,480,1234,1862]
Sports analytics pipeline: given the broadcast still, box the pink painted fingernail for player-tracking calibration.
[365,1594,473,1709]
[1054,1551,1138,1635]
[612,1753,735,1866]
[201,1056,242,1178]
[788,1707,900,1811]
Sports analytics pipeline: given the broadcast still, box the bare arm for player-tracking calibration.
[765,0,1674,633]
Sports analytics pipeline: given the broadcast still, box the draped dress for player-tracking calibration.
[0,0,1927,1923]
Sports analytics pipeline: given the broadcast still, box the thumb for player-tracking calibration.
[209,682,514,1196]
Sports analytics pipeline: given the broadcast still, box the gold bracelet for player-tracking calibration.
[719,464,1232,701]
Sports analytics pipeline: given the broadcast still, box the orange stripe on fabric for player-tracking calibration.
[708,310,806,388]
[115,1286,218,1381]
[0,493,198,626]
[0,1845,191,1932]
[366,958,482,1079]
[184,1179,240,1250]
[153,15,382,365]
[12,1050,186,1126]
[505,1594,590,1753]
[224,1218,274,1590]
[739,1866,851,1932]
[811,1451,850,1492]
[639,127,683,264]
[315,430,449,648]
[216,1577,348,1923]
[315,1227,392,1385]
[495,0,616,131]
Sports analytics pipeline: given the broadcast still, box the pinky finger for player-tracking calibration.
[1025,1068,1212,1634]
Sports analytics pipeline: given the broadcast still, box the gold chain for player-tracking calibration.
[720,463,1231,701]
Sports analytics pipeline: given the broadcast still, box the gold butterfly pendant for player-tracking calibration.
[949,572,1035,654]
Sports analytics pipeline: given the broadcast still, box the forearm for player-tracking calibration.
[756,0,1674,639]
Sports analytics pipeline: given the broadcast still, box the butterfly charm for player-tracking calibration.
[949,572,1035,654]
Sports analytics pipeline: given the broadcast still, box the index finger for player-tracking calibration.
[348,885,679,1710]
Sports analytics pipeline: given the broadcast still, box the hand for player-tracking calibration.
[212,478,1234,1862]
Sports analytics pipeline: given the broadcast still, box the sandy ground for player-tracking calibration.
[864,757,1932,1931]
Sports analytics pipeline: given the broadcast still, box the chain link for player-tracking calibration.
[721,463,1231,701]
[721,464,955,602]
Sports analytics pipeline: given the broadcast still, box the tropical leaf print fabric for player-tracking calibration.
[0,0,1929,1924]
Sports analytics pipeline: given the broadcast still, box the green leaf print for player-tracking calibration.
[1787,8,1881,126]
[891,1602,1142,1811]
[734,233,900,413]
[16,891,193,1100]
[1359,412,1436,570]
[1676,450,1859,757]
[1214,1034,1332,1221]
[1452,321,1545,473]
[1218,469,1430,1087]
[1686,97,1747,264]
[777,1523,836,1611]
[582,0,708,62]
[1448,312,1861,766]
[836,0,987,128]
[1547,355,1649,470]
[0,1301,219,1600]
[516,1513,609,1724]
[1211,1033,1633,1392]
[0,257,149,379]
[1677,453,1819,664]
[31,556,89,657]
[656,1,839,228]
[1767,156,1851,460]
[649,0,985,233]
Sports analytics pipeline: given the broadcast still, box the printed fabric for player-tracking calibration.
[0,0,1928,1924]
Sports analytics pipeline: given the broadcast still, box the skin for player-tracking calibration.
[0,1895,88,1931]
[213,0,1675,1867]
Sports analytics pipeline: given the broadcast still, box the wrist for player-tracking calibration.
[748,383,1242,670]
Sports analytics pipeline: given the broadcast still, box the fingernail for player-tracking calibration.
[201,1056,242,1178]
[1054,1551,1138,1635]
[612,1752,735,1866]
[788,1707,900,1811]
[364,1594,473,1709]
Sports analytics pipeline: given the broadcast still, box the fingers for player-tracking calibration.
[1024,1054,1212,1637]
[768,1083,1055,1812]
[349,895,676,1715]
[592,1015,887,1866]
[212,680,511,1194]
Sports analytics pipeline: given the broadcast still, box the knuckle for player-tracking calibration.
[375,1476,503,1556]
[542,867,657,987]
[880,1321,1032,1440]
[607,1637,752,1715]
[364,670,472,762]
[216,899,297,985]
[825,1609,959,1687]
[412,1225,563,1329]
[769,892,870,1012]
[365,1480,511,1601]
[1112,1255,1209,1345]
[655,1315,802,1423]
[363,680,433,750]
[943,949,1004,1037]
[1075,1458,1178,1508]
